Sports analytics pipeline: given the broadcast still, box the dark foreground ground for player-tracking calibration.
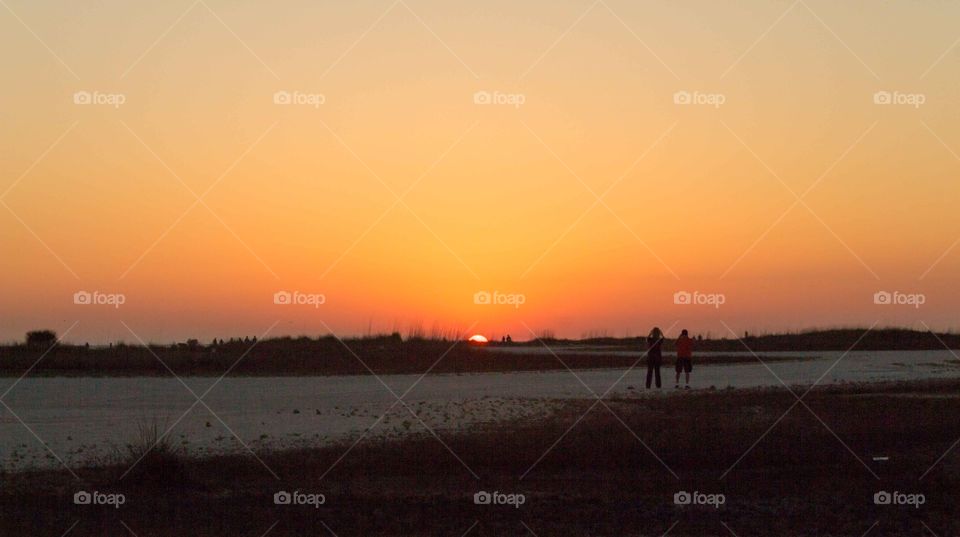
[3,379,959,536]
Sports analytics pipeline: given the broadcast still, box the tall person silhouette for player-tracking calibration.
[646,327,664,389]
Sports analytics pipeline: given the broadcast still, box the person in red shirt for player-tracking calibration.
[675,329,693,389]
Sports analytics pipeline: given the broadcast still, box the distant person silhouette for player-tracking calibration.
[505,334,512,343]
[646,327,664,389]
[675,329,693,389]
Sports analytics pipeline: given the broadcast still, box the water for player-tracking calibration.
[1,350,958,471]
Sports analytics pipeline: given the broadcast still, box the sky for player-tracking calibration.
[1,0,959,343]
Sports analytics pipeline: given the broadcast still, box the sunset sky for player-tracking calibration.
[2,0,959,343]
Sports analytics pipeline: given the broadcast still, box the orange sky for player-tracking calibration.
[2,0,959,343]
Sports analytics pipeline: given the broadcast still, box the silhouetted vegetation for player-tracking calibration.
[0,328,955,377]
[24,329,57,348]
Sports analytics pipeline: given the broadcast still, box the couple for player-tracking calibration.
[645,327,693,390]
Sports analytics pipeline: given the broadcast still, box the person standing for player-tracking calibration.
[646,327,664,389]
[675,329,693,389]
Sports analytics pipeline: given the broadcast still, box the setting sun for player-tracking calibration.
[467,334,488,344]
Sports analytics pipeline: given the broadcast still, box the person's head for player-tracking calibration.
[681,329,688,337]
[649,326,663,340]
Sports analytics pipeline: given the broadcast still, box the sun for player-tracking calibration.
[467,334,488,344]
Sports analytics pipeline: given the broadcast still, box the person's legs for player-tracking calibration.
[675,367,680,387]
[646,362,653,389]
[655,364,662,388]
[685,371,690,385]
